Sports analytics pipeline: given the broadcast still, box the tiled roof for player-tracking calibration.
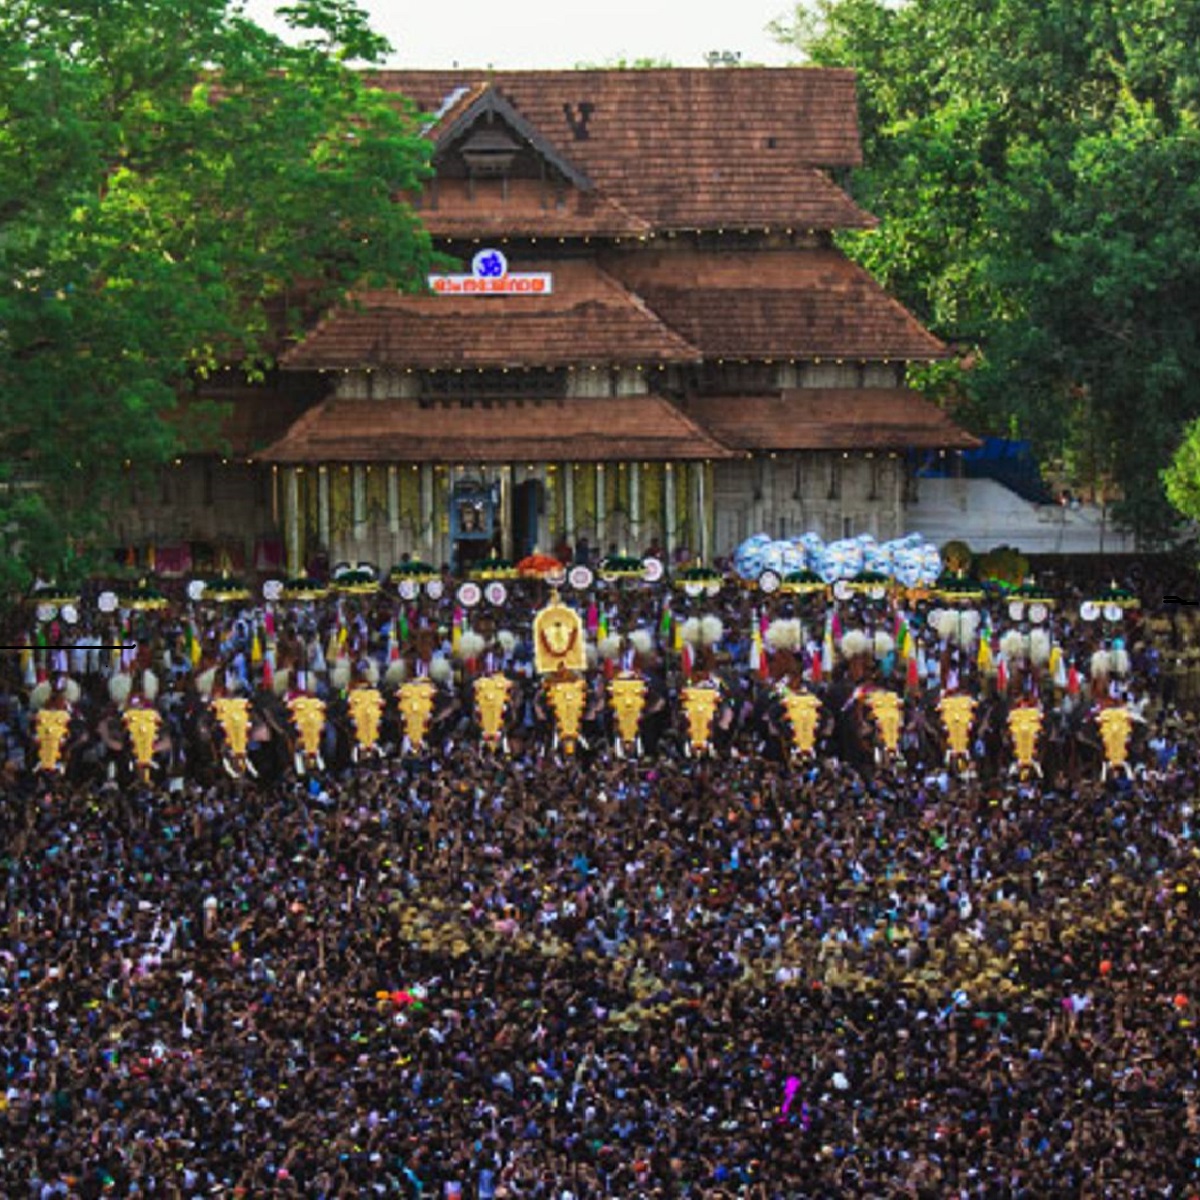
[257,394,738,463]
[377,69,874,233]
[604,248,949,362]
[685,389,980,451]
[418,176,651,239]
[279,258,701,370]
[174,386,318,456]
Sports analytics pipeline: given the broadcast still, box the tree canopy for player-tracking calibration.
[0,0,434,596]
[774,0,1200,543]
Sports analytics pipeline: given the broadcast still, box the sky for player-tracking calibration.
[241,0,803,70]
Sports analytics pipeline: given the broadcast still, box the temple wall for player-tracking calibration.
[711,452,905,555]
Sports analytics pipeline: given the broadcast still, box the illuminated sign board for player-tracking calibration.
[428,248,553,295]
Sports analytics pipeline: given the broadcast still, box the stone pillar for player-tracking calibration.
[664,463,677,560]
[351,465,367,545]
[563,463,575,541]
[419,464,435,560]
[317,465,331,550]
[387,466,400,536]
[499,465,514,560]
[697,461,712,564]
[629,461,642,553]
[595,463,607,551]
[284,467,301,577]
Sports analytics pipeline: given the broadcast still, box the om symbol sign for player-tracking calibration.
[472,249,508,278]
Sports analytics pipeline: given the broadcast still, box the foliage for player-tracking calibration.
[775,0,1200,543]
[939,539,972,574]
[1163,418,1200,528]
[0,0,434,598]
[976,546,1029,588]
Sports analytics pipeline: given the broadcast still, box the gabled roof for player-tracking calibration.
[377,68,874,234]
[279,258,701,370]
[685,389,980,451]
[257,394,738,464]
[604,248,948,362]
[428,82,593,193]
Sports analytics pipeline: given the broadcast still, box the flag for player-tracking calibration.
[20,635,35,689]
[976,633,992,674]
[1052,646,1067,690]
[587,601,599,638]
[906,653,920,693]
[1067,663,1080,696]
[751,626,770,680]
[250,629,262,667]
[996,656,1008,694]
[598,609,609,642]
[809,645,822,685]
[658,602,672,645]
[681,640,695,679]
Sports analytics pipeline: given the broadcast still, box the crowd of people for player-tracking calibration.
[2,558,1200,1197]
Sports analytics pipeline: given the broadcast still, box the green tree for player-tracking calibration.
[0,0,434,596]
[775,0,1200,543]
[1163,416,1200,528]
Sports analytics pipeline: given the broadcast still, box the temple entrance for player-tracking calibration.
[513,480,542,560]
[451,480,499,574]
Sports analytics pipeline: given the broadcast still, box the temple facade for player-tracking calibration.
[122,68,975,579]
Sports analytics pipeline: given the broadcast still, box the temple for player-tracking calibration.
[119,68,976,579]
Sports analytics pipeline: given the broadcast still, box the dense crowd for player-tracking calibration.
[2,561,1200,1197]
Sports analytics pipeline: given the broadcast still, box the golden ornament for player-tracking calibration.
[608,673,647,745]
[866,689,903,756]
[533,597,586,675]
[474,673,511,745]
[347,688,385,754]
[34,709,71,773]
[781,690,821,757]
[681,683,721,753]
[123,708,161,777]
[288,695,327,761]
[546,674,587,751]
[212,697,252,764]
[397,679,437,749]
[937,694,976,760]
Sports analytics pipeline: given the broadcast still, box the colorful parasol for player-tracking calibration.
[599,554,646,581]
[517,553,566,580]
[204,577,252,603]
[934,572,985,604]
[469,557,519,582]
[332,566,380,596]
[389,561,440,585]
[780,570,827,597]
[674,565,724,593]
[282,577,329,602]
[1091,583,1140,611]
[119,582,170,612]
